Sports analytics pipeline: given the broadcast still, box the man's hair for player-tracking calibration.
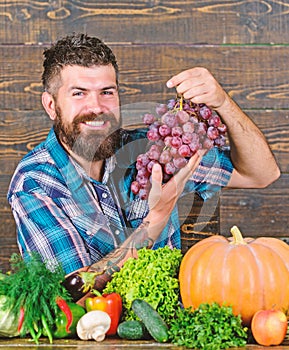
[42,33,119,94]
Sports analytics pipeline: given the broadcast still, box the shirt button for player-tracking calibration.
[102,192,108,199]
[115,229,120,235]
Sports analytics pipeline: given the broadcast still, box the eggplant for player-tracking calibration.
[62,270,112,302]
[62,272,87,302]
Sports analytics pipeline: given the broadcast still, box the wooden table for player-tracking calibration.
[1,338,289,349]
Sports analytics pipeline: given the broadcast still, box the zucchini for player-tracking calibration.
[131,299,169,343]
[117,320,151,340]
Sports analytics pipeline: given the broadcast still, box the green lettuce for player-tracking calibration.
[103,246,182,325]
[0,295,19,338]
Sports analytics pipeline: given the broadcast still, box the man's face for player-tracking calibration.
[49,64,121,162]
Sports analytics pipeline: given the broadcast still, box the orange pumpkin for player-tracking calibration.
[179,226,289,326]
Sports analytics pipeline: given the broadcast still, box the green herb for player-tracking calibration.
[103,246,182,324]
[0,253,71,343]
[168,303,248,349]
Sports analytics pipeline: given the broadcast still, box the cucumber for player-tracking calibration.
[131,299,169,343]
[117,320,151,340]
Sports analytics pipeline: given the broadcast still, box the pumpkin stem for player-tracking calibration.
[230,226,247,245]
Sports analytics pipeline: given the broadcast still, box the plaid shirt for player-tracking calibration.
[7,127,233,274]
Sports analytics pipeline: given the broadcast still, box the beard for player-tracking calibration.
[54,106,122,162]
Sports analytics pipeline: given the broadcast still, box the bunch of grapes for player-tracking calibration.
[131,97,227,200]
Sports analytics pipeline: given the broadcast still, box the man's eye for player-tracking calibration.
[73,91,84,96]
[102,90,114,95]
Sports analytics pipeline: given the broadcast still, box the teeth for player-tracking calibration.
[85,120,105,127]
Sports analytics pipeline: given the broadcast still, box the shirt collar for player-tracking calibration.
[45,127,116,187]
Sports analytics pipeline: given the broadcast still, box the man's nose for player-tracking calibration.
[87,94,104,114]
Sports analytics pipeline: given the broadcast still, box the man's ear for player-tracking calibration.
[42,91,57,121]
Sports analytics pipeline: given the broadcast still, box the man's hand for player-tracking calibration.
[166,67,227,111]
[147,152,203,228]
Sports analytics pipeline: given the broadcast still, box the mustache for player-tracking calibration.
[73,112,118,126]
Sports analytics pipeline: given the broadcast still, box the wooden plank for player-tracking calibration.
[0,105,287,269]
[180,192,220,254]
[220,173,289,238]
[1,171,287,272]
[0,337,286,349]
[1,1,289,44]
[0,207,17,273]
[1,107,287,177]
[2,45,289,110]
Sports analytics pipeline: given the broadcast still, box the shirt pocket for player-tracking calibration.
[58,197,111,236]
[126,197,149,221]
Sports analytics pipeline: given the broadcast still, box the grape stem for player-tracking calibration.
[175,93,183,111]
[179,94,183,111]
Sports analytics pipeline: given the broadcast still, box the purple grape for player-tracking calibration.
[147,129,160,141]
[170,146,179,157]
[218,123,227,134]
[161,112,178,128]
[207,126,219,140]
[139,188,149,200]
[137,167,149,178]
[147,160,158,173]
[182,122,195,134]
[171,136,183,149]
[214,134,226,147]
[131,96,228,199]
[208,114,221,127]
[164,162,176,175]
[143,113,156,125]
[196,122,207,136]
[131,181,140,194]
[156,103,168,116]
[199,105,212,120]
[159,124,171,137]
[148,145,161,160]
[202,137,214,150]
[159,150,172,164]
[136,175,149,188]
[178,144,192,157]
[164,136,172,147]
[171,126,183,137]
[173,156,188,169]
[182,132,193,144]
[176,110,190,124]
[137,153,150,167]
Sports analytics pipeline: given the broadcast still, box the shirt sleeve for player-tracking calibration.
[9,187,93,274]
[183,147,233,201]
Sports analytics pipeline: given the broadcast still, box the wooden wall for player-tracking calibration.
[1,1,289,271]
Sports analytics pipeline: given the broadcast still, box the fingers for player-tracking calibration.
[173,152,202,184]
[166,67,225,109]
[148,163,163,210]
[148,152,203,211]
[166,68,203,89]
[162,153,202,202]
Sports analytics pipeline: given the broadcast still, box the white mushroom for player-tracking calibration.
[76,310,111,342]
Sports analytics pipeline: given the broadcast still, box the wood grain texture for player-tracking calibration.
[2,45,289,110]
[1,1,289,272]
[220,174,289,237]
[1,1,289,44]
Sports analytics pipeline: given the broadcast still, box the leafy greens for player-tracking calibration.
[168,303,248,349]
[103,246,182,324]
[0,253,71,343]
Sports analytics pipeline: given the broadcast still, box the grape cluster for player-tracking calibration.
[131,97,227,200]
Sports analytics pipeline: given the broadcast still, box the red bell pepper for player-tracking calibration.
[85,290,122,335]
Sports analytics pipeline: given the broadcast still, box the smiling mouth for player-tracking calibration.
[83,120,106,127]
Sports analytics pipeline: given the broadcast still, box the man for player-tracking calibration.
[7,33,280,298]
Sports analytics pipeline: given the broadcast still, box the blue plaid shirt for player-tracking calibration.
[7,127,233,274]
